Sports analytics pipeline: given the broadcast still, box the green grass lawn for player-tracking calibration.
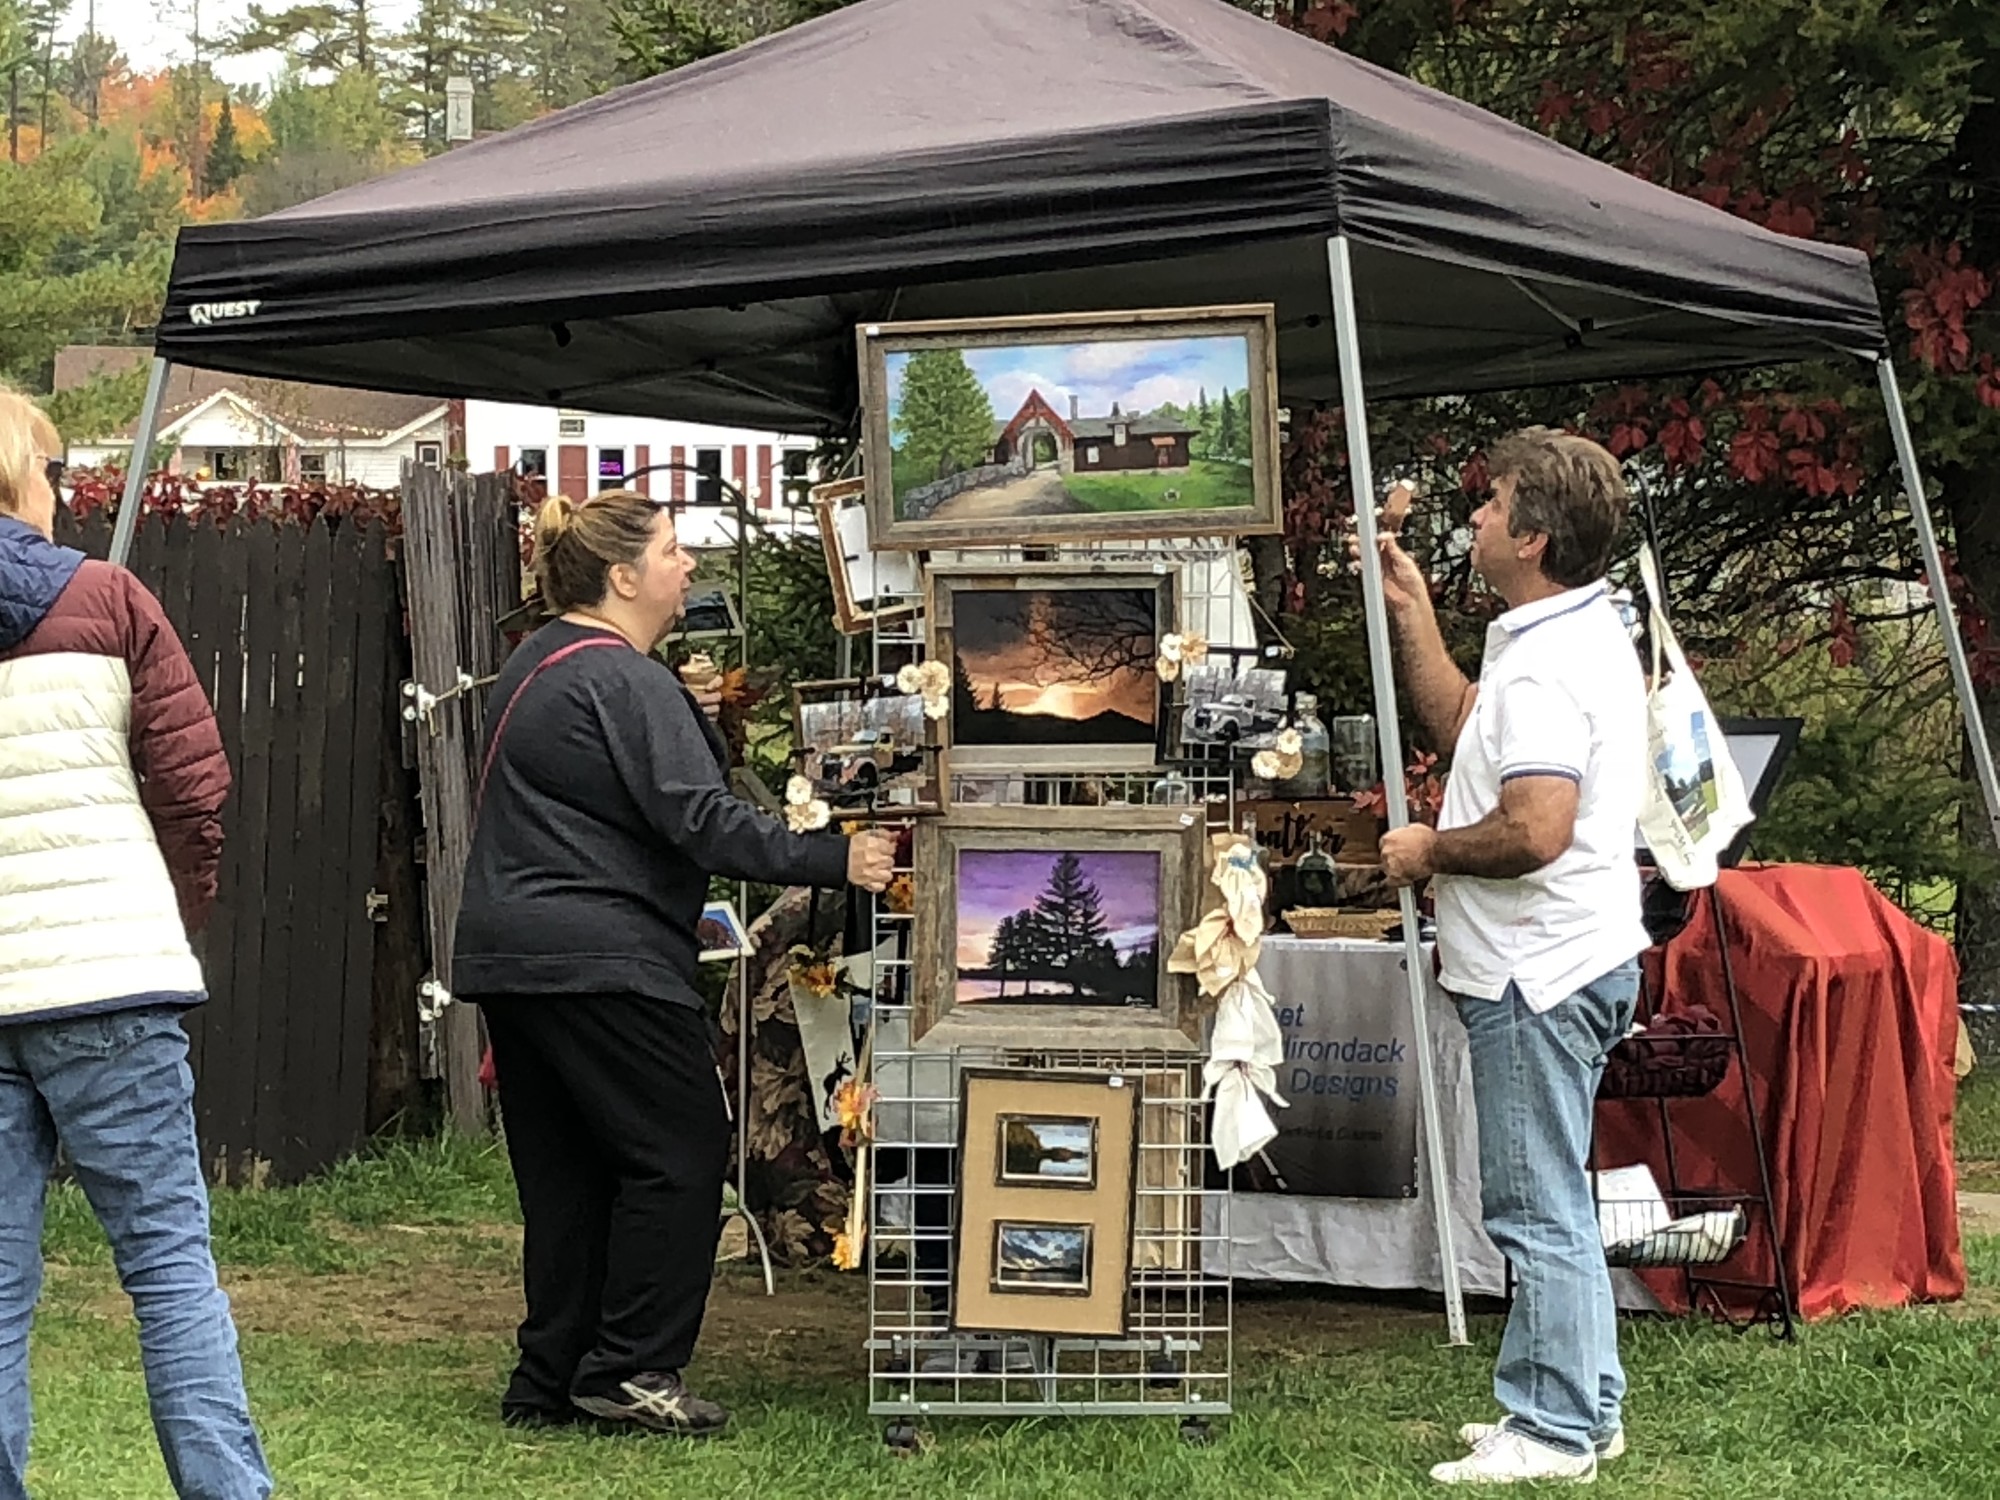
[23,1129,2000,1498]
[1061,458,1254,514]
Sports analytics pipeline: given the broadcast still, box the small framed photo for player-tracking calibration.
[952,1069,1139,1337]
[858,306,1283,549]
[791,676,941,814]
[697,899,752,962]
[811,477,922,636]
[997,1115,1098,1190]
[1179,662,1287,747]
[991,1222,1093,1295]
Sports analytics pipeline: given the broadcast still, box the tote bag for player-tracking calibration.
[1635,545,1752,890]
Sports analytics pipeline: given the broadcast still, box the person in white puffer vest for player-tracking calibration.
[0,386,272,1500]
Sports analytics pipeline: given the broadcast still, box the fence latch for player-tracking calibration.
[418,978,455,1021]
[402,670,477,733]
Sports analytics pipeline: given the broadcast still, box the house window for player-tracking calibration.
[694,447,723,505]
[299,452,328,482]
[1113,423,1129,446]
[517,447,548,478]
[780,449,813,506]
[1084,445,1100,465]
[597,447,626,490]
[415,442,444,466]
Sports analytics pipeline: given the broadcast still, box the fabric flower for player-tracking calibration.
[896,663,924,695]
[1179,632,1210,666]
[834,1078,879,1145]
[787,799,831,832]
[921,693,950,721]
[1251,749,1282,780]
[1156,654,1182,683]
[1275,727,1303,757]
[785,774,814,807]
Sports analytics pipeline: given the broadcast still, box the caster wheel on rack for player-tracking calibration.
[1178,1416,1213,1447]
[884,1419,921,1454]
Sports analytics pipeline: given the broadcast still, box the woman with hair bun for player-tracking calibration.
[455,489,894,1438]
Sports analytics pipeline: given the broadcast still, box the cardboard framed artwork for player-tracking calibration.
[810,476,922,635]
[858,306,1283,549]
[927,562,1179,774]
[911,806,1204,1053]
[953,1069,1139,1337]
[790,676,942,815]
[696,900,753,962]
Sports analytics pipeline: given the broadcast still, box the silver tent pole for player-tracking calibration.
[1326,234,1470,1347]
[108,357,173,568]
[1878,357,2000,848]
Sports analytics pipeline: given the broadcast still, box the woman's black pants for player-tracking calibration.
[478,993,730,1414]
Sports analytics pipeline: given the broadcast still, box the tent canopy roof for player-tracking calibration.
[156,0,1886,432]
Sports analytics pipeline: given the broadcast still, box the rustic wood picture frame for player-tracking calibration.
[912,805,1205,1053]
[857,305,1284,550]
[927,561,1179,775]
[809,476,922,635]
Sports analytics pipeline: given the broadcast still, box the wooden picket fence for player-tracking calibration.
[56,508,419,1183]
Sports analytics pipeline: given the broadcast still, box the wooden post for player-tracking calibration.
[400,464,523,1133]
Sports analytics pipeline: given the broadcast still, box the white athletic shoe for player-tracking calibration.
[1458,1419,1625,1461]
[1431,1429,1597,1486]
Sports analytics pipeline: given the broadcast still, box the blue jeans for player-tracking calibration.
[0,1008,272,1500]
[1457,962,1640,1459]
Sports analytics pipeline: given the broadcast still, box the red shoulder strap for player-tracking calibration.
[475,636,628,810]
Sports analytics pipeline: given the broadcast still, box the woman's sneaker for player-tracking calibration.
[571,1372,730,1437]
[1457,1419,1625,1460]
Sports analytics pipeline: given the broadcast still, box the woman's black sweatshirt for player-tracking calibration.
[453,620,849,1006]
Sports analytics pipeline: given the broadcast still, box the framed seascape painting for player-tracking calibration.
[911,806,1204,1053]
[927,563,1178,774]
[953,1069,1139,1337]
[858,306,1283,549]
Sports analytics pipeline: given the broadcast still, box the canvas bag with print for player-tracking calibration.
[1636,544,1752,890]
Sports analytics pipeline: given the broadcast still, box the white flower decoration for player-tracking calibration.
[1251,749,1282,780]
[787,799,831,833]
[915,659,950,695]
[1275,727,1304,757]
[1156,654,1181,683]
[921,693,950,721]
[1180,632,1210,666]
[1159,632,1187,663]
[896,663,924,694]
[785,774,815,807]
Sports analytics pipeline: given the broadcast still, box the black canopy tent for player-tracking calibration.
[125,0,2000,1343]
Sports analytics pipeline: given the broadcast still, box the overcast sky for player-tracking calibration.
[57,0,420,89]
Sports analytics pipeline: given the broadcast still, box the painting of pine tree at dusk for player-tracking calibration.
[954,848,1161,1006]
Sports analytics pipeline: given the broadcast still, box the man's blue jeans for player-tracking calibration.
[0,1008,272,1500]
[1457,962,1640,1459]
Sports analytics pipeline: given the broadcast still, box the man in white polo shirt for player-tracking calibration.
[1356,427,1649,1487]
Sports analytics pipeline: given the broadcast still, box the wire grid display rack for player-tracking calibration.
[854,536,1262,1443]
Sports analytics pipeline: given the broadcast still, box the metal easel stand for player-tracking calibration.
[1326,235,1471,1347]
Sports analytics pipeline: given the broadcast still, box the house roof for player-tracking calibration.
[55,346,450,444]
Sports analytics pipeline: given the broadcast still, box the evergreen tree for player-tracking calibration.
[1215,387,1239,462]
[891,348,996,482]
[1031,853,1111,996]
[204,91,247,195]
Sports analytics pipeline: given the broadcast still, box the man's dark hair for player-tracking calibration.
[1488,426,1630,588]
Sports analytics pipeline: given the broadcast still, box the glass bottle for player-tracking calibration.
[1276,693,1331,798]
[1295,829,1338,907]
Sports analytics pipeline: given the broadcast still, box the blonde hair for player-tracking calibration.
[532,489,665,612]
[0,386,61,518]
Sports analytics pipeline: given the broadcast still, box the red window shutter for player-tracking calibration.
[756,445,773,509]
[732,445,748,503]
[671,446,687,502]
[634,445,651,496]
[557,445,588,500]
[494,446,510,473]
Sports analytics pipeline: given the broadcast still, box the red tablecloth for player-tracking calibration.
[1596,865,1965,1319]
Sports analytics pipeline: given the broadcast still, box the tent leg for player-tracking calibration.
[109,357,173,568]
[1326,235,1470,1348]
[1877,357,2000,850]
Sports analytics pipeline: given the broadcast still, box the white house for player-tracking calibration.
[467,402,820,548]
[57,347,452,489]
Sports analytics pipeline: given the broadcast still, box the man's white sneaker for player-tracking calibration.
[1431,1429,1597,1486]
[1457,1419,1625,1460]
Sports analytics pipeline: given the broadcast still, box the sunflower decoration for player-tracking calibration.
[784,941,841,1000]
[1153,630,1210,683]
[885,872,915,914]
[895,659,953,720]
[784,774,831,833]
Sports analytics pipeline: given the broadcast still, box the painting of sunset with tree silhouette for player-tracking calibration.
[949,585,1160,748]
[954,848,1161,1006]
